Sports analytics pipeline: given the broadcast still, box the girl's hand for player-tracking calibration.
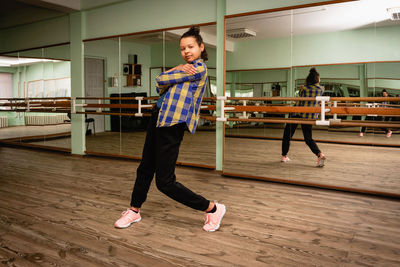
[176,64,197,75]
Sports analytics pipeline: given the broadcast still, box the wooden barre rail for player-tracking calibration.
[3,102,399,115]
[2,96,400,102]
[203,105,400,116]
[223,117,400,128]
[1,97,400,129]
[226,97,400,102]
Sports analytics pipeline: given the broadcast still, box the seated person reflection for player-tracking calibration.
[359,89,392,138]
[281,68,327,167]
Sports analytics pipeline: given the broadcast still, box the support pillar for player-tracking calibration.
[70,12,86,155]
[216,0,226,171]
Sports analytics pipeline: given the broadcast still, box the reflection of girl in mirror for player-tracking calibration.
[114,27,226,232]
[359,89,392,138]
[281,68,327,167]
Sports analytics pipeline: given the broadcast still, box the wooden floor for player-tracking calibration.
[225,127,400,146]
[224,137,400,195]
[0,147,399,266]
[16,128,400,196]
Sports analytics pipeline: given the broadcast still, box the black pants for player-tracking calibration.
[281,116,321,156]
[361,116,390,133]
[130,107,210,211]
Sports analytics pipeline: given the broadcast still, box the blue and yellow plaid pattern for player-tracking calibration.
[156,59,208,134]
[296,84,324,119]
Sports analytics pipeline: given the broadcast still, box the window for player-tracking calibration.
[0,73,12,110]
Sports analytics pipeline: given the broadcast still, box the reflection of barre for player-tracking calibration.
[254,102,260,115]
[97,99,102,113]
[331,101,340,122]
[25,98,30,112]
[227,117,400,128]
[316,96,330,126]
[365,103,379,117]
[239,100,249,119]
[71,97,88,114]
[135,96,153,117]
[216,96,235,122]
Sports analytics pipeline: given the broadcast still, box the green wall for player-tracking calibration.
[0,0,340,53]
[0,15,69,53]
[227,25,400,70]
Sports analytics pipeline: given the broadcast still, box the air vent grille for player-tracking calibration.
[388,7,400,21]
[226,28,256,39]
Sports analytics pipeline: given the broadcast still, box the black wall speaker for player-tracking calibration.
[134,64,141,75]
[123,64,132,75]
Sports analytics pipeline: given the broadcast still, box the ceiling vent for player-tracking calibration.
[387,7,400,20]
[226,28,256,39]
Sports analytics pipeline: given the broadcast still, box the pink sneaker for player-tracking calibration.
[386,130,392,138]
[317,153,326,167]
[203,203,226,232]
[359,132,364,137]
[114,209,141,229]
[281,156,291,163]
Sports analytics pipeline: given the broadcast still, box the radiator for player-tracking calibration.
[0,116,8,128]
[25,114,69,126]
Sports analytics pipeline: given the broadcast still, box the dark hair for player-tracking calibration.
[180,26,208,61]
[382,89,387,94]
[306,68,320,86]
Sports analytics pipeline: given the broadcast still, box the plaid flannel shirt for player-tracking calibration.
[155,59,208,134]
[296,83,324,119]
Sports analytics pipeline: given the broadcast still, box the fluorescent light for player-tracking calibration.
[0,56,62,67]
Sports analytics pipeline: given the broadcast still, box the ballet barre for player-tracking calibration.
[1,96,400,128]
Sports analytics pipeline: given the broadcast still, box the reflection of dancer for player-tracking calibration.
[281,68,327,167]
[360,89,392,137]
[114,27,225,232]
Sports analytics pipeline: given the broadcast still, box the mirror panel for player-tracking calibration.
[0,45,71,150]
[81,25,217,168]
[223,1,400,195]
[118,32,155,159]
[84,37,121,156]
[224,9,292,178]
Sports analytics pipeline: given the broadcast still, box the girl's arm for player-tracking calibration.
[165,64,197,75]
[156,65,196,94]
[156,62,206,87]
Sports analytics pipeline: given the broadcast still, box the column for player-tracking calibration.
[70,12,86,155]
[216,0,226,171]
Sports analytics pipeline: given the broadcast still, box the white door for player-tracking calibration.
[84,58,105,133]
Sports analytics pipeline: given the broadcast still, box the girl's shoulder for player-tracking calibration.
[193,60,207,74]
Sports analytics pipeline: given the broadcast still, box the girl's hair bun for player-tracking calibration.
[188,26,200,35]
[310,67,317,73]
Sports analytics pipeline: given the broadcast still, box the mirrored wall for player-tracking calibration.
[83,25,217,168]
[224,0,400,195]
[0,44,71,149]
